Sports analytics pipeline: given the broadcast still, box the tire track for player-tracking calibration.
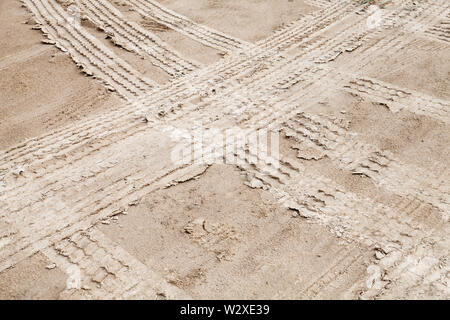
[42,228,190,299]
[0,0,363,175]
[341,74,450,123]
[124,0,253,52]
[424,11,450,44]
[77,0,200,76]
[282,112,449,215]
[1,1,448,286]
[235,145,448,298]
[0,160,205,272]
[1,3,445,210]
[23,0,156,100]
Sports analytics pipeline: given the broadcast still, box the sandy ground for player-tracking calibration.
[0,0,449,299]
[0,0,122,149]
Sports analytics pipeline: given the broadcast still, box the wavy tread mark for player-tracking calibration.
[282,112,449,215]
[340,73,450,123]
[0,162,205,272]
[0,1,446,288]
[23,0,156,100]
[0,0,364,171]
[77,0,199,76]
[42,228,189,299]
[0,4,446,212]
[7,0,441,174]
[235,147,448,299]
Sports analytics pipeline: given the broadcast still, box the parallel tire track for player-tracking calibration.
[124,0,253,52]
[0,0,363,173]
[23,0,156,100]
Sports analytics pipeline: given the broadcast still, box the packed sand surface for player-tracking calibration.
[0,0,449,299]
